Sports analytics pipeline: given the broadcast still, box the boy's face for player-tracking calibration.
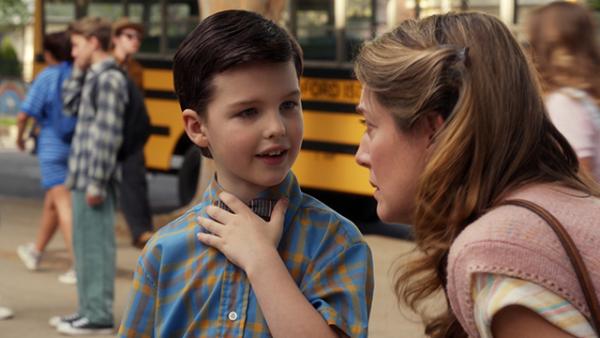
[185,61,303,200]
[113,28,142,56]
[70,34,96,69]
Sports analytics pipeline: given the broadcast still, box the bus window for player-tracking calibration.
[87,0,124,21]
[345,0,374,61]
[130,0,162,54]
[295,0,336,61]
[44,0,75,33]
[166,1,200,52]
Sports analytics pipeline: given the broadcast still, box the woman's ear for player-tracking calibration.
[182,109,209,148]
[424,113,445,142]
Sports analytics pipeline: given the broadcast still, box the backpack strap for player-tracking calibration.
[498,199,600,334]
[88,63,125,113]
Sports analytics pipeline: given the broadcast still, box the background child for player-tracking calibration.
[528,1,600,183]
[52,16,128,335]
[111,17,155,249]
[119,10,373,338]
[15,30,75,285]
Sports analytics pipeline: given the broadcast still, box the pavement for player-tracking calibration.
[0,125,432,337]
[0,195,432,338]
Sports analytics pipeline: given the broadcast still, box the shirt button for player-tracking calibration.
[228,311,238,321]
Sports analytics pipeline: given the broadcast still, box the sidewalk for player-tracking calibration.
[0,195,429,338]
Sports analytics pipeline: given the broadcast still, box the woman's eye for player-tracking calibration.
[360,118,374,133]
[280,101,299,111]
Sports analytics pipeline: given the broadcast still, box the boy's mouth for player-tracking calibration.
[256,149,287,158]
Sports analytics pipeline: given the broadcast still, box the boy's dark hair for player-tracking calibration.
[43,31,73,62]
[69,17,112,51]
[173,10,303,118]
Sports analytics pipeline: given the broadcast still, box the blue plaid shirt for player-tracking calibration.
[119,172,374,337]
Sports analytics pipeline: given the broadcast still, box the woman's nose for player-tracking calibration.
[355,134,371,168]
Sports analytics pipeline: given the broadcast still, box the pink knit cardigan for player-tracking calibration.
[447,183,600,337]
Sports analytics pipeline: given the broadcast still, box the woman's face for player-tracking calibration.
[355,87,433,224]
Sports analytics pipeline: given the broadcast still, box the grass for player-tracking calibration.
[0,117,16,126]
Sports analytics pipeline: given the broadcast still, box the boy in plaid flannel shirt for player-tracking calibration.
[119,10,374,338]
[51,17,127,335]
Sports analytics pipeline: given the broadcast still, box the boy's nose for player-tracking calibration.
[264,113,286,139]
[355,134,371,168]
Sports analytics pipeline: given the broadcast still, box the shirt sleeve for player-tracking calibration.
[471,273,596,338]
[61,67,85,117]
[20,69,53,119]
[546,92,596,159]
[300,235,374,338]
[118,249,158,338]
[85,69,128,198]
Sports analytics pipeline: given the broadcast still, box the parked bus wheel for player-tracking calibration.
[178,147,201,206]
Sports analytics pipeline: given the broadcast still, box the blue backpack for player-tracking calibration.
[51,62,77,143]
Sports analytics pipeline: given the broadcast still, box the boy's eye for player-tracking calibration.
[280,101,299,111]
[237,108,258,118]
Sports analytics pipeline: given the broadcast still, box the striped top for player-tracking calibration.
[472,273,597,338]
[20,62,72,188]
[62,58,127,198]
[118,172,374,338]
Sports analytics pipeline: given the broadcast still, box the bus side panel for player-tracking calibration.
[144,98,185,171]
[292,151,373,196]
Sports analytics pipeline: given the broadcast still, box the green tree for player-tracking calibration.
[589,0,600,11]
[0,38,22,79]
[0,0,30,27]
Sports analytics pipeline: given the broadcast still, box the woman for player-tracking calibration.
[354,12,600,338]
[16,31,75,284]
[528,2,600,183]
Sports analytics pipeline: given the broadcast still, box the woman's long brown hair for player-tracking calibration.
[354,12,599,338]
[528,2,600,104]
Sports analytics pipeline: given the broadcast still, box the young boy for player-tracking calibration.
[119,10,373,338]
[111,17,155,249]
[52,17,128,335]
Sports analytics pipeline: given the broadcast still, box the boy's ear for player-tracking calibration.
[89,36,101,50]
[182,109,209,148]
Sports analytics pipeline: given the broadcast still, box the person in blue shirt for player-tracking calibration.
[15,30,76,285]
[119,10,374,338]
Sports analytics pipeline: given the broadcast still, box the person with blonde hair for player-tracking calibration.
[528,1,600,182]
[354,12,600,338]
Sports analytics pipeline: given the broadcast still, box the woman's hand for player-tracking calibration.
[196,192,288,272]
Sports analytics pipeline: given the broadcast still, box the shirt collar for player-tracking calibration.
[198,171,302,224]
[89,57,118,75]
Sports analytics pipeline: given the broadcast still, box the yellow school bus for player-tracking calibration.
[33,0,531,223]
[34,0,379,217]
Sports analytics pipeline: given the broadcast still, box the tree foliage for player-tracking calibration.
[0,0,30,28]
[0,38,22,79]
